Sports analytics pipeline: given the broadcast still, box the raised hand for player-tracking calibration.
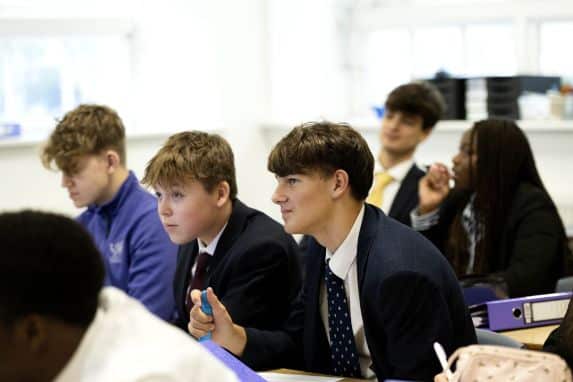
[188,287,247,356]
[418,163,451,214]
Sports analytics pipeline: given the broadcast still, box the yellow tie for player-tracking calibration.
[367,172,394,208]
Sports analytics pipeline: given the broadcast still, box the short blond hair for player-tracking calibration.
[41,104,126,174]
[142,131,238,199]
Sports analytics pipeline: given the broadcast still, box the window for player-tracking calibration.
[539,21,573,78]
[362,22,514,112]
[412,26,463,77]
[0,34,131,140]
[351,0,573,117]
[465,23,515,76]
[365,28,412,107]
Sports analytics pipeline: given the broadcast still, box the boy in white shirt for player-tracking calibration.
[0,210,237,382]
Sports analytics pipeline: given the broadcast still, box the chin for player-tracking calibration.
[72,200,88,208]
[168,235,188,245]
[453,181,469,191]
[283,221,301,235]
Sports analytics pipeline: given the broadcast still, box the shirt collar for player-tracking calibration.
[197,223,228,256]
[325,204,365,280]
[375,158,415,183]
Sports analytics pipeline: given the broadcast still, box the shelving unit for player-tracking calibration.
[261,119,573,135]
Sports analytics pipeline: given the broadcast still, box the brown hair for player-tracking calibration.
[385,81,446,130]
[41,104,126,174]
[268,121,374,201]
[142,131,238,200]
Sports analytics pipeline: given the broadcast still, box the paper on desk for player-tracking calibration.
[258,372,343,382]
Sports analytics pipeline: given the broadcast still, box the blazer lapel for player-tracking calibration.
[206,199,251,284]
[304,238,332,373]
[356,204,379,290]
[388,164,421,221]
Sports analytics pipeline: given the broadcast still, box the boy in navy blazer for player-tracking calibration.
[366,81,445,226]
[188,122,476,380]
[141,131,302,335]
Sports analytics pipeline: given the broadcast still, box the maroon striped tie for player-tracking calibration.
[185,251,211,312]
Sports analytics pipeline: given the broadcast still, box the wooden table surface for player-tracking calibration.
[269,368,367,381]
[500,324,558,350]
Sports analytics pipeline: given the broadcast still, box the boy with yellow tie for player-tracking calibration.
[367,81,445,226]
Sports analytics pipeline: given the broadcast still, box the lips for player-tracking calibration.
[383,132,400,140]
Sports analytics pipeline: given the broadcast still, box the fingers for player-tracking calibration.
[434,374,448,382]
[206,287,227,318]
[189,303,213,324]
[188,303,214,339]
[190,288,202,307]
[426,163,450,190]
[188,321,212,339]
[189,316,214,332]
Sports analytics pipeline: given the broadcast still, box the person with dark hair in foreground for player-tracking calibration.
[412,119,570,297]
[187,122,476,381]
[0,210,236,382]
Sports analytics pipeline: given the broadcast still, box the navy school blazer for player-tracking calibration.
[172,199,302,334]
[242,203,477,380]
[388,163,425,227]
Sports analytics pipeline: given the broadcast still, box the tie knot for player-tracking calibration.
[325,260,343,284]
[195,251,211,268]
[375,171,393,186]
[366,171,394,208]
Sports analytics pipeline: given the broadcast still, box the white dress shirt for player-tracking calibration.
[55,287,238,382]
[374,158,415,214]
[320,205,375,379]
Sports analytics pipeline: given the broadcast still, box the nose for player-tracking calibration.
[384,116,400,131]
[271,185,287,205]
[61,174,72,188]
[157,197,172,217]
[452,152,461,167]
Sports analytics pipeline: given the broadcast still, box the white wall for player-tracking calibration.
[0,0,280,220]
[0,0,572,233]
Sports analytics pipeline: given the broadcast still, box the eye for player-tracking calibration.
[155,191,162,199]
[287,177,299,185]
[403,118,416,126]
[172,191,184,199]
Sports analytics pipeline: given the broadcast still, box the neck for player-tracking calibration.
[378,149,413,170]
[96,167,130,206]
[312,198,362,254]
[199,200,233,246]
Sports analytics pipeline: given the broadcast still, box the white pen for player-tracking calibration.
[433,342,454,381]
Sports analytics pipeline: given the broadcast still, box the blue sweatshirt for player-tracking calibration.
[77,171,177,320]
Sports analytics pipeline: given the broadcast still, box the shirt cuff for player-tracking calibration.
[410,207,439,231]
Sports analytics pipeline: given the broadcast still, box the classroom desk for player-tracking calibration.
[500,324,558,350]
[267,369,367,381]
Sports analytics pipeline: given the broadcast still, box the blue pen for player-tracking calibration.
[199,290,213,342]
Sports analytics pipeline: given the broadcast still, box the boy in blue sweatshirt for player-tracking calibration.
[41,104,177,320]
